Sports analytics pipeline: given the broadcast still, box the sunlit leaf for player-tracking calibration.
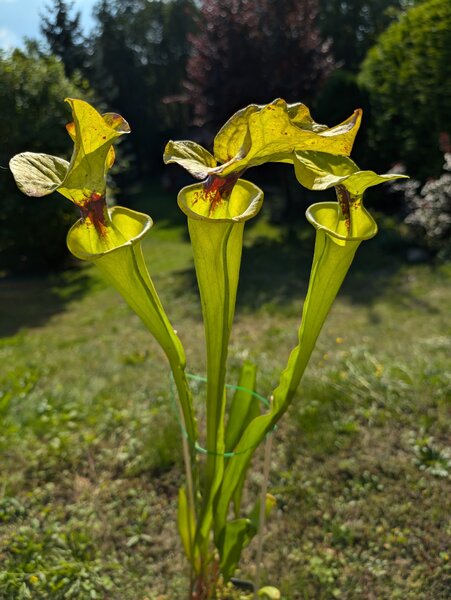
[164,140,217,179]
[293,150,408,195]
[57,98,129,206]
[178,485,199,570]
[225,361,259,454]
[9,153,69,197]
[218,518,253,582]
[66,115,117,169]
[9,97,130,239]
[214,98,362,176]
[217,493,276,582]
[164,99,362,181]
[224,361,260,517]
[67,204,198,456]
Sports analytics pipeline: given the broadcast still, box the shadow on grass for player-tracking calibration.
[2,178,438,336]
[169,220,440,317]
[127,179,439,313]
[0,267,96,337]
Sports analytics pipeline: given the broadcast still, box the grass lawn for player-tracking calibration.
[0,180,450,599]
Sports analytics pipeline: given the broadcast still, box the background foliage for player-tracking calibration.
[185,0,334,127]
[359,0,451,179]
[318,0,415,72]
[2,0,450,272]
[0,43,84,272]
[401,154,451,257]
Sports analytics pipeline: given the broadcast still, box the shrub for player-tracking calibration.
[0,43,87,273]
[401,154,451,257]
[358,0,451,180]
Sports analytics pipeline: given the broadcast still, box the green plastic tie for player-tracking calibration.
[169,372,273,457]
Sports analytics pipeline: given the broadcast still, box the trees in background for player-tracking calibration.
[0,44,84,272]
[359,0,451,178]
[318,0,415,72]
[3,0,450,273]
[89,0,197,173]
[41,0,88,77]
[313,0,417,165]
[186,0,334,128]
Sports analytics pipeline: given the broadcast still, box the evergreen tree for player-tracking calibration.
[359,0,451,178]
[40,0,88,77]
[318,0,416,72]
[90,0,197,172]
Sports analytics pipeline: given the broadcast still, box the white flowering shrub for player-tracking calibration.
[402,154,451,256]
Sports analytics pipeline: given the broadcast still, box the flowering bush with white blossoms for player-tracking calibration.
[402,154,451,256]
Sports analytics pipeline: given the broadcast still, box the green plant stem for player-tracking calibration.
[255,432,273,596]
[170,358,197,521]
[187,219,244,570]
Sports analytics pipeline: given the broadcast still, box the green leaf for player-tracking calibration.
[223,361,260,519]
[163,140,217,179]
[293,151,407,237]
[178,485,198,569]
[57,98,130,207]
[214,99,362,176]
[293,150,408,195]
[9,152,69,197]
[66,115,116,170]
[166,99,362,181]
[67,206,179,356]
[10,98,131,238]
[293,151,358,190]
[67,205,197,452]
[343,171,409,197]
[218,493,276,582]
[178,179,263,461]
[224,361,259,454]
[218,519,254,582]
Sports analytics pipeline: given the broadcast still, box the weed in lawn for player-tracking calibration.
[411,436,450,478]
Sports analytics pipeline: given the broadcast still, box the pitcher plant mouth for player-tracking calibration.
[178,179,264,222]
[306,201,378,244]
[67,206,153,261]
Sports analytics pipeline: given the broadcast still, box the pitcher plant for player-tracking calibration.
[9,98,406,599]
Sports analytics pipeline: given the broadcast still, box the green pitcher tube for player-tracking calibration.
[67,205,197,452]
[280,199,378,399]
[214,198,378,537]
[177,178,263,561]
